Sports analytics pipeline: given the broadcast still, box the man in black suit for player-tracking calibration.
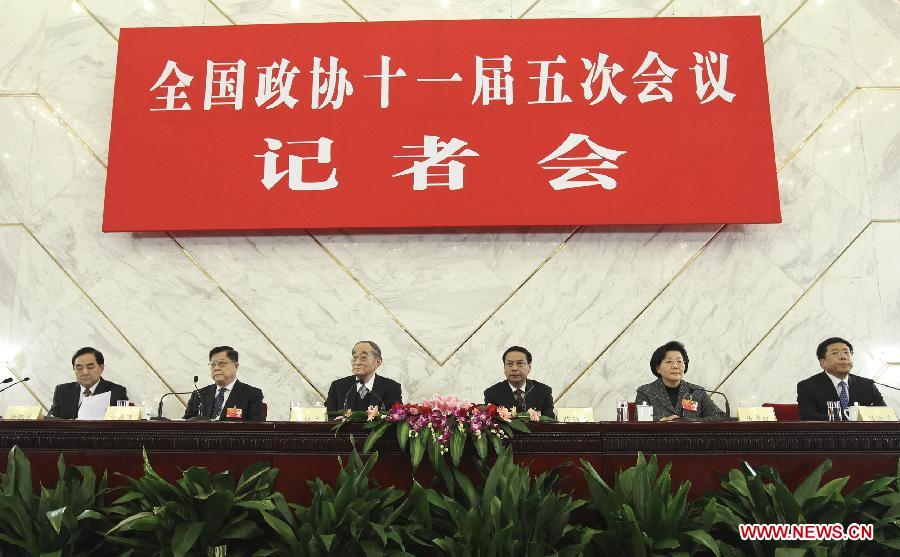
[797,337,886,421]
[484,346,555,418]
[183,346,266,421]
[49,347,128,419]
[325,340,402,416]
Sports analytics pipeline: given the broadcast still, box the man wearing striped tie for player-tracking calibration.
[184,346,266,421]
[797,337,886,421]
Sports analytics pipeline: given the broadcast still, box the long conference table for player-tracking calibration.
[0,420,897,502]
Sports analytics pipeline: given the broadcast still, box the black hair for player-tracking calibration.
[71,347,104,367]
[209,346,239,362]
[649,341,689,377]
[816,337,853,360]
[502,346,532,364]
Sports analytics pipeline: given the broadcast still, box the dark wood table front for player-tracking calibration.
[1,420,897,501]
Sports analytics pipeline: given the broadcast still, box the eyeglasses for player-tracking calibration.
[351,354,376,362]
[827,350,852,357]
[662,359,685,366]
[209,360,235,368]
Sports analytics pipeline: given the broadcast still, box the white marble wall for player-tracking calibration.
[0,0,897,420]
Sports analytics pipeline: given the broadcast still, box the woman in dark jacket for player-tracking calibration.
[634,340,725,421]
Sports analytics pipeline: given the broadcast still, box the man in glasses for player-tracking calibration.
[184,346,266,421]
[324,340,402,416]
[49,347,128,419]
[797,337,885,420]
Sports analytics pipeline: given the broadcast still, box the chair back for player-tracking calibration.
[762,402,799,421]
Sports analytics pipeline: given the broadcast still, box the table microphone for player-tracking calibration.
[155,390,197,419]
[188,375,211,421]
[0,377,30,394]
[343,376,362,412]
[689,386,732,419]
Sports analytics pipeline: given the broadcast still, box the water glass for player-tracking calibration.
[117,400,128,407]
[826,401,842,421]
[616,400,629,422]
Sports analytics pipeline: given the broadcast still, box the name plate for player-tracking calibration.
[104,406,144,421]
[556,408,595,423]
[289,407,328,422]
[5,405,45,420]
[856,406,898,421]
[737,407,777,422]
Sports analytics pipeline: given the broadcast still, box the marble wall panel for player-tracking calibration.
[765,0,855,164]
[858,90,900,220]
[848,0,900,87]
[0,98,37,223]
[524,0,667,19]
[38,0,118,163]
[796,94,869,216]
[82,0,231,37]
[0,226,81,369]
[743,153,868,288]
[0,0,47,93]
[659,0,802,39]
[437,225,719,409]
[722,223,900,410]
[872,224,900,363]
[174,232,439,400]
[0,225,171,414]
[213,0,361,24]
[347,0,512,21]
[314,229,573,362]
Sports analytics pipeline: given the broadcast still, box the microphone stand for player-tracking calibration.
[189,375,210,421]
[154,391,196,420]
[0,377,30,394]
[689,387,733,419]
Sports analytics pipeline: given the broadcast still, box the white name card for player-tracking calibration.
[104,406,144,421]
[289,407,328,422]
[856,406,897,421]
[736,407,777,421]
[556,407,595,423]
[5,405,45,420]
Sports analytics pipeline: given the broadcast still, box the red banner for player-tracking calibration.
[103,17,780,232]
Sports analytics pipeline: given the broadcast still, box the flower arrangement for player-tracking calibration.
[335,395,554,471]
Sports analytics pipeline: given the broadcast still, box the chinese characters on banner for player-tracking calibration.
[103,17,780,231]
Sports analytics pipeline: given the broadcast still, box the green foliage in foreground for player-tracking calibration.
[0,445,897,557]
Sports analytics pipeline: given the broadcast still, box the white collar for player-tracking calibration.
[824,371,851,393]
[359,373,376,392]
[508,380,527,393]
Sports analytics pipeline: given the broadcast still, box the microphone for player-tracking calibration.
[689,386,732,419]
[520,384,535,412]
[873,380,899,393]
[1,377,12,384]
[343,376,362,412]
[192,375,206,419]
[155,391,196,420]
[0,377,30,394]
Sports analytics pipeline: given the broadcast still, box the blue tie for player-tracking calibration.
[838,381,849,411]
[211,387,226,418]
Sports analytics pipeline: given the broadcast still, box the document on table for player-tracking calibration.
[77,391,111,420]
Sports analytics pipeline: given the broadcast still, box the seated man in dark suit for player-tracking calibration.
[184,346,266,421]
[797,337,886,420]
[325,341,402,415]
[484,346,555,418]
[49,347,128,419]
